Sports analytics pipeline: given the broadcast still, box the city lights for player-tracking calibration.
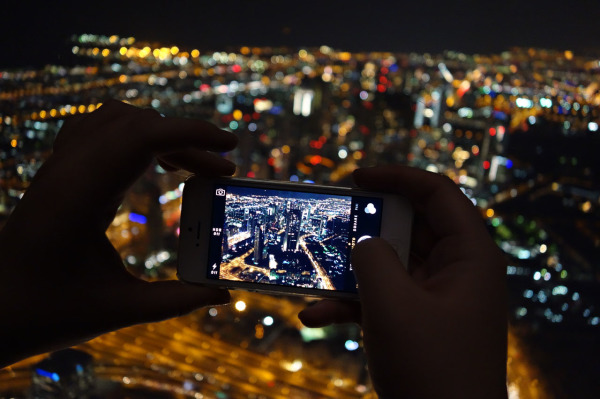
[1,32,598,399]
[234,300,247,312]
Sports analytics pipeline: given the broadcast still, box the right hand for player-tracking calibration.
[299,166,508,399]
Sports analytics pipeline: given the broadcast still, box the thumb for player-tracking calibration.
[352,238,414,310]
[128,281,230,324]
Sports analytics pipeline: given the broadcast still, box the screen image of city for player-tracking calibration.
[209,185,370,293]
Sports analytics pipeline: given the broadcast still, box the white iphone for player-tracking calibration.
[177,176,412,299]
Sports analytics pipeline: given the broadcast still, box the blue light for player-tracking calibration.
[129,213,147,224]
[505,159,513,169]
[389,64,399,72]
[269,106,283,115]
[35,368,60,382]
[492,111,508,120]
[345,340,359,351]
[290,175,299,182]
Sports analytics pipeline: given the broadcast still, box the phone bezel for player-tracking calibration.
[177,175,412,299]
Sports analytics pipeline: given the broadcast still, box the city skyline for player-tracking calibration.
[215,188,354,291]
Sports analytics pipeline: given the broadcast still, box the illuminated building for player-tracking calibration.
[253,225,266,264]
[284,209,301,252]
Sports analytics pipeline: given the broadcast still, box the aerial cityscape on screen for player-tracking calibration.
[0,32,598,398]
[214,186,353,291]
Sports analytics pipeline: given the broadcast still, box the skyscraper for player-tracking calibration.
[285,209,301,252]
[253,225,265,264]
[221,231,229,256]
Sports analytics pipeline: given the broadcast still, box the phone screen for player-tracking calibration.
[207,183,383,293]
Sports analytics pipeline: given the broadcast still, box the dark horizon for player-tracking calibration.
[2,0,599,69]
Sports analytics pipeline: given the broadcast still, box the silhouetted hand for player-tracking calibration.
[299,166,508,399]
[0,100,237,368]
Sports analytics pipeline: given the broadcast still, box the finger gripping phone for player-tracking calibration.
[177,176,412,299]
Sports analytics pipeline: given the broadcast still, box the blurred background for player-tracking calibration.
[0,1,598,398]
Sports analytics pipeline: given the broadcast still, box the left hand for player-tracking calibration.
[0,100,237,368]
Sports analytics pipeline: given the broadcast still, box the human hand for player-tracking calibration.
[0,100,237,367]
[299,166,508,399]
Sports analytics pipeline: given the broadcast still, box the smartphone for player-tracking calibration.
[177,176,412,299]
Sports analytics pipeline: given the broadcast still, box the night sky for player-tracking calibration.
[223,184,351,202]
[1,0,599,68]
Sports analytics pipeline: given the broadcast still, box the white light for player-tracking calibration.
[591,317,599,326]
[425,164,439,173]
[157,251,170,262]
[588,122,599,131]
[338,148,348,159]
[301,91,313,117]
[345,340,359,351]
[359,91,368,100]
[235,300,246,311]
[540,244,547,253]
[442,123,452,133]
[254,99,273,112]
[517,249,530,259]
[528,116,536,124]
[438,62,454,83]
[516,98,533,108]
[552,285,568,296]
[423,108,434,118]
[540,98,552,108]
[284,360,303,372]
[357,235,372,243]
[208,308,218,317]
[457,107,474,118]
[364,203,377,214]
[533,271,541,280]
[263,316,274,326]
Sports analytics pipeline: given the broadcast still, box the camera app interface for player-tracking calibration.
[208,184,383,293]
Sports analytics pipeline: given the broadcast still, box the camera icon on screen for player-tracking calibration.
[215,188,226,196]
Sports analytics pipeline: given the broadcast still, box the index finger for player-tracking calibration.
[353,165,487,238]
[133,109,239,153]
